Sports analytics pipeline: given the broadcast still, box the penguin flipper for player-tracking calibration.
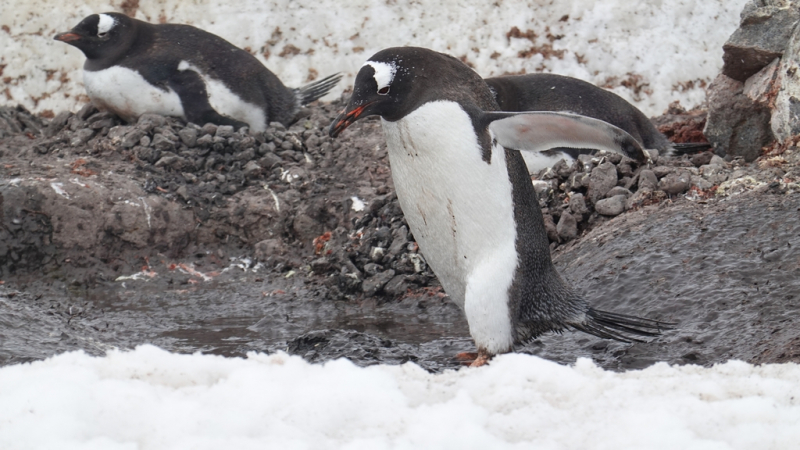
[484,111,647,164]
[168,70,248,129]
[570,308,676,343]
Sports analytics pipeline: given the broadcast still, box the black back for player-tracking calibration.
[60,13,298,125]
[486,73,672,152]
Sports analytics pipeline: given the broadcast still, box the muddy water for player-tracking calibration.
[1,192,799,371]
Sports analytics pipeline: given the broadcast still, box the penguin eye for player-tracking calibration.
[377,86,390,95]
[98,32,108,38]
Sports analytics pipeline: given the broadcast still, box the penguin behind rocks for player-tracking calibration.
[485,73,709,172]
[54,13,341,132]
[329,47,672,367]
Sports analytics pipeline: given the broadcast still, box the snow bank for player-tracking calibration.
[1,0,746,117]
[0,345,798,449]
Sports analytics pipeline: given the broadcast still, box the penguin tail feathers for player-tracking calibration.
[570,308,675,343]
[296,73,343,105]
[671,142,713,155]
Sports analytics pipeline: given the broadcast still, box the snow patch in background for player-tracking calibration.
[1,0,747,118]
[0,346,798,449]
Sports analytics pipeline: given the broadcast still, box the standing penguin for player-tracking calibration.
[330,47,671,366]
[54,13,341,132]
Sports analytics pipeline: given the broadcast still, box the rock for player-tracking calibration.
[701,164,729,184]
[658,171,692,195]
[254,239,287,262]
[709,155,727,167]
[691,175,714,191]
[543,213,559,243]
[651,166,673,179]
[215,125,235,138]
[383,274,409,297]
[388,226,409,257]
[70,128,95,147]
[606,186,632,198]
[201,123,217,136]
[311,257,333,273]
[569,193,590,217]
[178,128,198,147]
[137,113,166,132]
[704,74,774,161]
[152,133,176,152]
[690,152,715,167]
[595,195,627,216]
[743,57,781,105]
[772,21,800,142]
[44,111,71,137]
[638,169,659,191]
[556,211,578,241]
[293,213,323,242]
[243,161,262,178]
[587,162,618,203]
[722,0,800,82]
[362,269,396,296]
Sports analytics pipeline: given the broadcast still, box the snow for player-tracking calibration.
[1,0,747,117]
[0,346,798,449]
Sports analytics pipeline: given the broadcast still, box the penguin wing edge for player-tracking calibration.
[485,111,647,164]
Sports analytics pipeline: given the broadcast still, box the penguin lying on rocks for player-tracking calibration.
[485,73,711,173]
[330,47,673,367]
[55,13,341,132]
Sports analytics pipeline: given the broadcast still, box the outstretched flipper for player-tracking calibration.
[296,73,343,106]
[483,111,648,166]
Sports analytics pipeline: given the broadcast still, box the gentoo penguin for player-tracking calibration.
[485,73,708,172]
[329,47,671,366]
[54,13,341,132]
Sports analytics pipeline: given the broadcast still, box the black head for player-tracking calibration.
[54,13,134,60]
[329,47,496,137]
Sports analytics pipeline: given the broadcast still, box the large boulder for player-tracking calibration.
[722,0,800,82]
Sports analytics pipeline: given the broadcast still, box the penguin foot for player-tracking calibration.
[454,349,494,367]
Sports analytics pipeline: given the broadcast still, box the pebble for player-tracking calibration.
[595,195,627,216]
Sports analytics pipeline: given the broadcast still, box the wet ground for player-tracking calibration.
[2,190,798,372]
[1,102,799,372]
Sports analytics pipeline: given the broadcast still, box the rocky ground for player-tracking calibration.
[1,99,799,372]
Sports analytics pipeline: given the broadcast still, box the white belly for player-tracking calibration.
[83,66,184,122]
[382,100,518,353]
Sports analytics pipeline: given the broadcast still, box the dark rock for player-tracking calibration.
[70,128,95,147]
[362,269,396,296]
[638,169,659,191]
[652,166,673,179]
[178,128,198,147]
[704,74,775,161]
[691,152,715,167]
[606,186,632,198]
[243,161,262,178]
[557,211,578,241]
[587,162,618,203]
[383,274,409,297]
[595,195,627,216]
[215,125,235,138]
[152,133,176,152]
[658,171,692,195]
[569,193,590,216]
[543,213,559,243]
[196,134,213,147]
[137,113,166,132]
[722,0,800,82]
[311,257,333,273]
[201,123,217,136]
[44,111,71,137]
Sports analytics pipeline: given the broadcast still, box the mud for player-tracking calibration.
[1,101,799,372]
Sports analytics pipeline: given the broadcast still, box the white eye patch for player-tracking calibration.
[363,61,396,93]
[97,14,117,35]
